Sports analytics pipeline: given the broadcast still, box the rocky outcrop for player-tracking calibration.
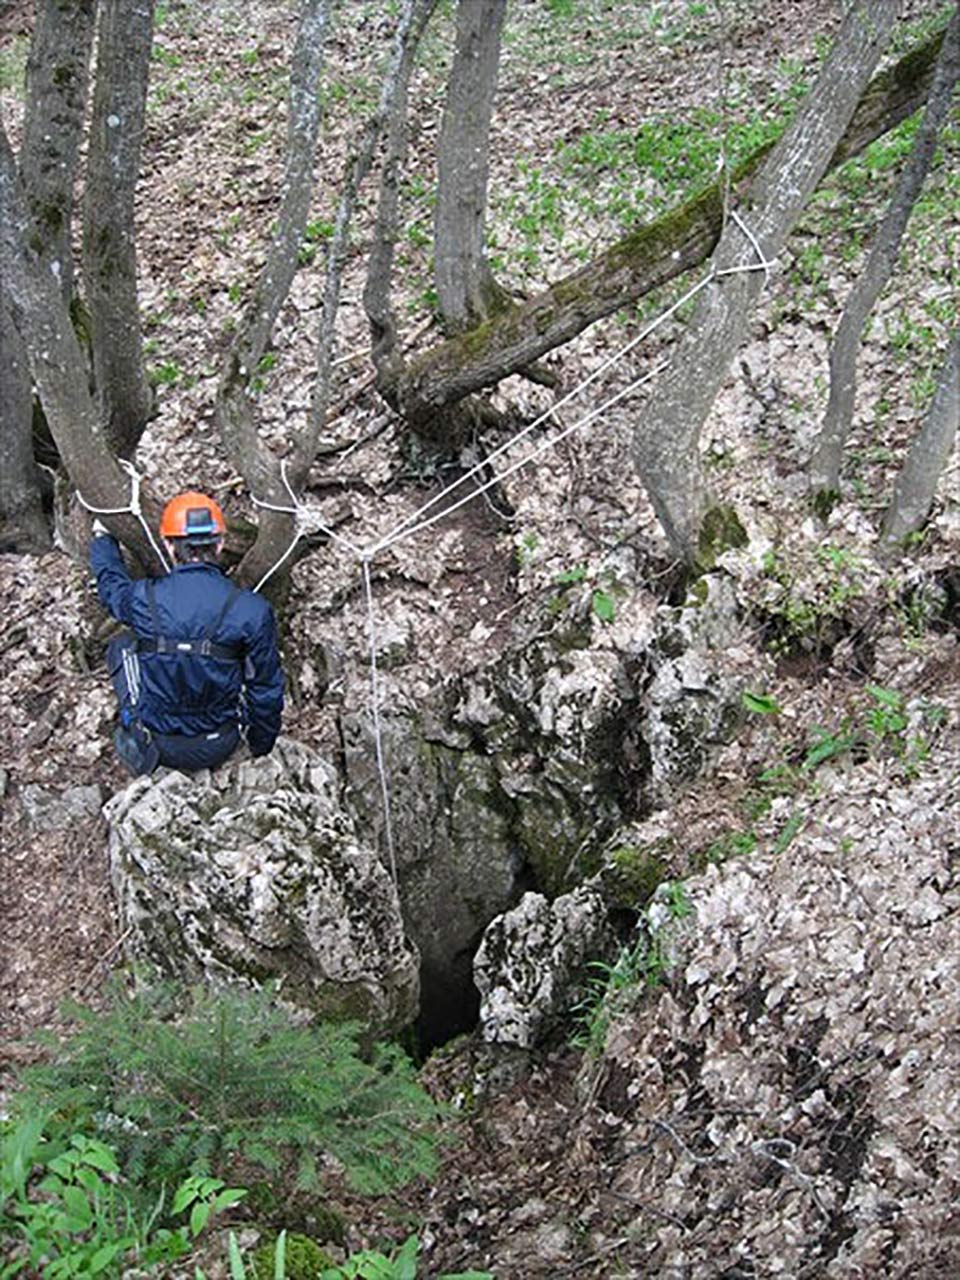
[642,571,761,803]
[103,738,419,1036]
[565,759,960,1277]
[342,574,761,1040]
[474,885,615,1049]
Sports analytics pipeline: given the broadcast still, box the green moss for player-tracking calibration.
[605,839,675,907]
[811,487,839,521]
[696,503,748,570]
[251,1232,333,1280]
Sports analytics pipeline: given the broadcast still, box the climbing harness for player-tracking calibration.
[77,459,173,574]
[138,579,247,665]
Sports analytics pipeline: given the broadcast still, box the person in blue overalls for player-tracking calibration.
[90,491,284,776]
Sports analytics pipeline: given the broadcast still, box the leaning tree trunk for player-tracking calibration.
[1,124,161,571]
[433,0,509,333]
[391,24,945,444]
[218,0,432,591]
[82,0,156,459]
[216,0,330,588]
[629,0,900,567]
[0,0,97,551]
[811,2,960,507]
[879,324,960,556]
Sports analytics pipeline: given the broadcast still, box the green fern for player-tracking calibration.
[16,984,446,1198]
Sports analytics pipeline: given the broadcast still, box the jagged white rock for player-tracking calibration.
[475,885,613,1048]
[103,737,419,1035]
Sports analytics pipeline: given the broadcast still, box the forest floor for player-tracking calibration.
[2,0,958,1275]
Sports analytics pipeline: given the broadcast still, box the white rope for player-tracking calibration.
[239,213,777,882]
[370,360,669,553]
[720,209,777,287]
[250,459,364,593]
[365,264,725,558]
[77,459,172,573]
[362,556,398,883]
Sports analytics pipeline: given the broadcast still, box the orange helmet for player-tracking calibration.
[159,491,226,542]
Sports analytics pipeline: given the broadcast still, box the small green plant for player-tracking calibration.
[574,882,691,1056]
[758,542,870,657]
[742,691,781,716]
[211,1231,491,1280]
[15,985,446,1200]
[149,360,181,387]
[298,219,334,265]
[552,563,621,624]
[0,1112,244,1278]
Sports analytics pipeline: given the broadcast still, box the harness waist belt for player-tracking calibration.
[137,636,243,662]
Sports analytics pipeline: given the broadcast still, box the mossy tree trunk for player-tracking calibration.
[811,2,960,506]
[0,125,162,572]
[82,0,156,459]
[0,0,96,552]
[433,0,511,334]
[389,24,947,447]
[630,0,900,565]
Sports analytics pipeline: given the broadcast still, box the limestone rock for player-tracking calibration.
[643,573,763,802]
[475,885,614,1048]
[103,738,418,1036]
[20,782,103,830]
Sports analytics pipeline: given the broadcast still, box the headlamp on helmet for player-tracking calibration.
[160,491,226,543]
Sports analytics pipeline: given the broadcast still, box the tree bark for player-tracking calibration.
[82,0,156,458]
[880,325,960,555]
[1,124,160,570]
[21,0,97,299]
[215,0,329,589]
[433,0,509,333]
[0,308,49,551]
[630,0,900,565]
[364,0,439,377]
[811,2,960,504]
[392,23,947,439]
[0,0,96,550]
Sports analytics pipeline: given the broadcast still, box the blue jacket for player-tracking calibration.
[91,535,283,755]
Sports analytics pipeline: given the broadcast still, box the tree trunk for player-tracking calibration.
[1,124,160,570]
[21,0,97,299]
[880,325,960,556]
[216,0,330,589]
[0,0,97,550]
[811,2,960,505]
[391,24,946,440]
[0,306,49,551]
[629,0,900,566]
[220,0,433,591]
[433,0,509,333]
[82,0,156,459]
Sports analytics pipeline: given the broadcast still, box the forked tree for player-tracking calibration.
[0,1,952,581]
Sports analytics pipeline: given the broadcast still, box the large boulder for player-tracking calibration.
[474,885,615,1049]
[103,738,419,1036]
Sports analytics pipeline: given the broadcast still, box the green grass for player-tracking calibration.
[0,35,29,94]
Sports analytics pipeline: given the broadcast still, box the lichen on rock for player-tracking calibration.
[103,738,419,1036]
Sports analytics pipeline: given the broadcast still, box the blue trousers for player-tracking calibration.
[106,633,240,776]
